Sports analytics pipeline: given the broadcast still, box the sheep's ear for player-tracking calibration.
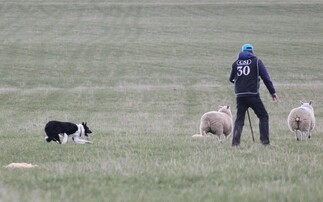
[219,105,223,108]
[300,100,303,104]
[227,106,230,109]
[309,101,312,105]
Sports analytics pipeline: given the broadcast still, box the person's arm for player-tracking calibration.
[258,59,279,102]
[258,59,275,94]
[229,65,235,83]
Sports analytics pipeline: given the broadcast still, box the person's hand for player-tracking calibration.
[271,93,279,102]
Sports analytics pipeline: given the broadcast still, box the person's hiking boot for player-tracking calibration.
[261,140,270,145]
[232,126,243,146]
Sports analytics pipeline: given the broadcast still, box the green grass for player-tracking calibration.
[0,0,323,201]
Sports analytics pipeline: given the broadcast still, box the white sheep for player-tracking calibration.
[192,105,233,143]
[287,101,315,141]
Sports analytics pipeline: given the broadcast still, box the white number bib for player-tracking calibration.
[237,66,250,76]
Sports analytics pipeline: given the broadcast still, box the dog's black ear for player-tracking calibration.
[85,122,87,126]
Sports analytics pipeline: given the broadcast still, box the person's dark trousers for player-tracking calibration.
[232,95,270,146]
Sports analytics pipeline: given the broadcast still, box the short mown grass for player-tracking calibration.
[0,0,323,201]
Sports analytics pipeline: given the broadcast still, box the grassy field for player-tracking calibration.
[0,0,323,201]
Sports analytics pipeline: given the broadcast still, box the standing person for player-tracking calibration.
[229,44,279,146]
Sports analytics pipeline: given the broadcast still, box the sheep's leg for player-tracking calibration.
[294,130,299,141]
[201,130,211,138]
[222,134,230,143]
[202,130,207,137]
[200,123,208,138]
[302,131,306,141]
[214,134,222,143]
[302,131,307,141]
[202,130,208,142]
[308,130,311,139]
[212,126,223,144]
[200,124,208,137]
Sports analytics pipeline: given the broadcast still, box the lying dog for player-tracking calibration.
[44,121,92,144]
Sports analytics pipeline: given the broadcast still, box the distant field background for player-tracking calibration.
[0,0,322,201]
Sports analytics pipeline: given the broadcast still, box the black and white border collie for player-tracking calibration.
[44,121,92,144]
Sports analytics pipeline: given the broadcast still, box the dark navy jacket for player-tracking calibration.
[229,51,276,97]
